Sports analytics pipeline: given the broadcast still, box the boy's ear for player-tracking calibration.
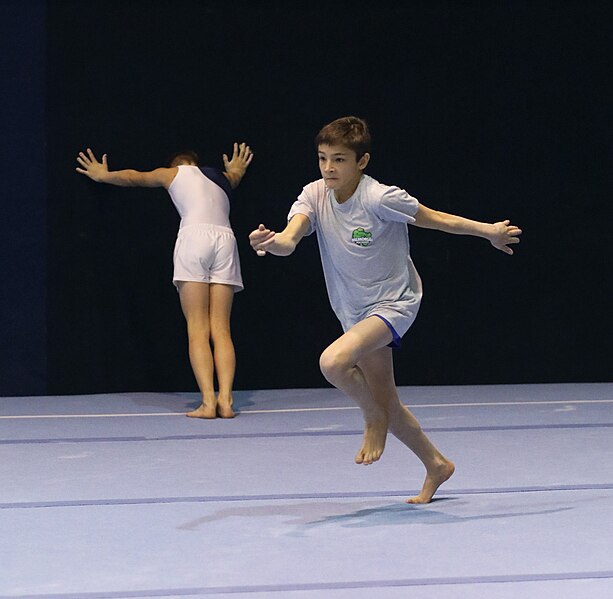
[358,152,370,170]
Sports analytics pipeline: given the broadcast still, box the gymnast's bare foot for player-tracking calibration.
[216,396,235,419]
[355,419,388,465]
[406,459,455,504]
[186,401,217,419]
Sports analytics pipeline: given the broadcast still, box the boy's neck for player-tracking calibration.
[334,175,362,204]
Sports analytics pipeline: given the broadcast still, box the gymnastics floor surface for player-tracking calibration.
[1,383,612,598]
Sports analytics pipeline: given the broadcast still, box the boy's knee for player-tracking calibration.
[186,322,210,338]
[210,325,231,344]
[319,347,351,384]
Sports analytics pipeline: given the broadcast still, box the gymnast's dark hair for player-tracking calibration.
[166,150,200,167]
[315,116,371,160]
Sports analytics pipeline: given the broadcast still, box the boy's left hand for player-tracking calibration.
[223,142,253,175]
[488,220,522,255]
[76,148,109,182]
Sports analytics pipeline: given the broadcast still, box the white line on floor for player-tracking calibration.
[1,399,612,419]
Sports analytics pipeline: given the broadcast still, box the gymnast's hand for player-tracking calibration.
[249,224,276,257]
[223,142,254,189]
[487,220,522,255]
[76,148,109,183]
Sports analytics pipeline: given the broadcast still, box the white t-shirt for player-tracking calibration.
[287,174,423,337]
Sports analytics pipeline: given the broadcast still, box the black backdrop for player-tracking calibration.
[2,0,611,396]
[0,1,47,395]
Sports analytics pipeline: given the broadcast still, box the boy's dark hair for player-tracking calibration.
[315,116,371,160]
[167,150,200,167]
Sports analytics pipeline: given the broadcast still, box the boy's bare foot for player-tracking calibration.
[406,459,455,504]
[216,400,235,419]
[186,402,217,419]
[355,419,388,465]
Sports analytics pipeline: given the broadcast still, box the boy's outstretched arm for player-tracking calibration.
[249,214,310,257]
[76,148,173,188]
[413,204,522,255]
[222,142,254,189]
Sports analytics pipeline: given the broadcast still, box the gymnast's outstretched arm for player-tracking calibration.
[76,148,174,188]
[248,214,310,257]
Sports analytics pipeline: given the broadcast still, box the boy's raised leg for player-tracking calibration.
[319,318,397,465]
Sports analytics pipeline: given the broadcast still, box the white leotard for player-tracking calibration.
[168,165,232,228]
[167,165,243,292]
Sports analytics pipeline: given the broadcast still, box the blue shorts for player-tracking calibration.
[373,314,402,349]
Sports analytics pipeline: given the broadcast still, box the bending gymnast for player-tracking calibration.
[249,117,521,503]
[76,143,253,418]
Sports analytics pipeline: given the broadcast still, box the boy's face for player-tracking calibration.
[317,144,369,199]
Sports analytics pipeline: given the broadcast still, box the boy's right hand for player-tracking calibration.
[249,224,276,256]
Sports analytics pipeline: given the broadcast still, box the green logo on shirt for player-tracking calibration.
[351,227,373,247]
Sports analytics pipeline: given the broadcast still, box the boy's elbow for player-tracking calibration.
[125,171,140,186]
[423,209,450,231]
